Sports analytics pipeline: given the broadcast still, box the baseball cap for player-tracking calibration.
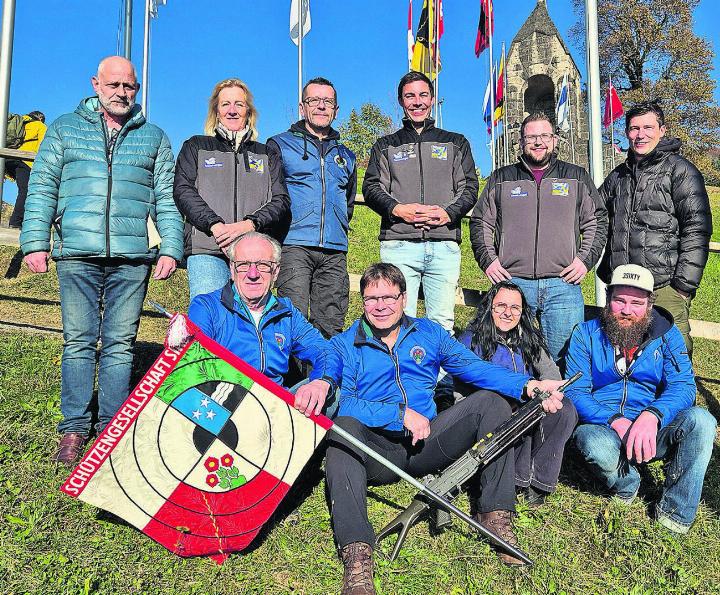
[608,264,655,293]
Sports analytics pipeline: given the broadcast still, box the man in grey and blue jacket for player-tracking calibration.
[268,77,357,339]
[20,56,184,466]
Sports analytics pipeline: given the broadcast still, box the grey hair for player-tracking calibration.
[228,231,281,264]
[97,55,138,81]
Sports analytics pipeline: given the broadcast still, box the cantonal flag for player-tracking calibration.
[61,316,331,564]
[602,78,624,129]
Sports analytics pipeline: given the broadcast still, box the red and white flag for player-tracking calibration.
[603,79,624,129]
[407,0,414,62]
[61,316,331,564]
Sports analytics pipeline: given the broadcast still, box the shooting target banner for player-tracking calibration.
[61,316,332,563]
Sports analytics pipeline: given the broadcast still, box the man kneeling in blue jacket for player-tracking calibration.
[187,232,341,415]
[565,264,716,534]
[326,263,566,592]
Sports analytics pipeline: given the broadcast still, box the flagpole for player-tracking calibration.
[568,73,577,164]
[408,0,412,72]
[502,43,509,166]
[124,0,133,60]
[0,0,16,214]
[585,0,606,307]
[297,0,303,119]
[488,9,495,172]
[328,424,533,565]
[141,0,151,117]
[609,74,616,170]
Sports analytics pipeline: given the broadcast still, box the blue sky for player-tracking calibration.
[4,0,719,205]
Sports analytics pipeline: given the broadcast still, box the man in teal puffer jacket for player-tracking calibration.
[20,56,183,466]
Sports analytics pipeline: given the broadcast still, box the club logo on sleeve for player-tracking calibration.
[248,156,264,174]
[431,145,448,160]
[410,346,426,365]
[274,333,286,350]
[510,185,528,198]
[203,157,223,168]
[551,182,569,196]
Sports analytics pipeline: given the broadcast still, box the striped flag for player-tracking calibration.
[556,73,570,133]
[290,0,311,46]
[475,0,493,57]
[483,72,493,133]
[411,0,442,79]
[493,44,505,124]
[61,316,330,563]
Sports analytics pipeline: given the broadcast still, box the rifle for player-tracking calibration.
[375,372,582,561]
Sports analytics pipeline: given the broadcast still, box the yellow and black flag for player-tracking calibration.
[411,0,442,79]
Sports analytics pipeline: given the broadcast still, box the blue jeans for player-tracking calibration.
[56,259,151,435]
[573,407,717,531]
[511,277,584,361]
[380,239,460,332]
[187,254,230,300]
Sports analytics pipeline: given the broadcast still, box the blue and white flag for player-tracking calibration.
[150,0,167,19]
[290,0,311,46]
[556,73,570,133]
[482,70,494,134]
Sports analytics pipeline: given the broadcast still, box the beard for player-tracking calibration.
[600,306,653,350]
[97,90,135,117]
[523,148,553,168]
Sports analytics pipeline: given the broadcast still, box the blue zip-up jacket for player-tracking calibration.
[267,121,357,251]
[565,307,696,428]
[189,282,342,388]
[330,316,531,432]
[21,97,183,262]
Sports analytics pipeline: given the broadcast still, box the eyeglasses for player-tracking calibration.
[522,133,555,144]
[232,260,277,274]
[303,97,336,108]
[362,293,403,307]
[492,303,522,316]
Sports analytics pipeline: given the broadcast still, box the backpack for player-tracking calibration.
[6,113,25,149]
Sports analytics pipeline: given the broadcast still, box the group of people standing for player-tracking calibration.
[17,55,715,595]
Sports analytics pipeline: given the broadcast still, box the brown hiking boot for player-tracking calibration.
[477,510,526,566]
[54,433,87,467]
[340,542,375,595]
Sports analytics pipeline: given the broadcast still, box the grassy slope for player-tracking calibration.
[0,191,719,594]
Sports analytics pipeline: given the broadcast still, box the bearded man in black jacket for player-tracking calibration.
[598,102,713,357]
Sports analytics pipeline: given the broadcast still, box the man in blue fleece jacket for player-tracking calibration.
[326,263,565,590]
[566,264,716,534]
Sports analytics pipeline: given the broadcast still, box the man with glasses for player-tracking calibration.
[326,263,566,589]
[268,77,357,340]
[471,112,607,361]
[187,232,341,416]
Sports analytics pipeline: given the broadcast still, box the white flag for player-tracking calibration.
[555,73,570,133]
[290,0,311,46]
[150,0,167,19]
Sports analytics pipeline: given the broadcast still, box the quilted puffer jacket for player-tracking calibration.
[20,97,183,262]
[598,138,712,296]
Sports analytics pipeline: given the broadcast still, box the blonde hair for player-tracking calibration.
[204,78,258,140]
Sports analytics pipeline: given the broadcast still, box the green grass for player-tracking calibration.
[709,186,720,242]
[0,196,719,594]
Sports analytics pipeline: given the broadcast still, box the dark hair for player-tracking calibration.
[27,110,45,123]
[302,77,337,104]
[397,71,434,103]
[465,281,549,368]
[625,101,665,132]
[519,112,554,140]
[360,263,406,295]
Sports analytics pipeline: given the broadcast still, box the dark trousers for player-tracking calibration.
[325,390,516,548]
[276,245,349,339]
[513,398,577,492]
[5,160,31,228]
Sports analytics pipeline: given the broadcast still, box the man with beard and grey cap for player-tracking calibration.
[564,264,716,534]
[21,56,183,466]
[471,112,607,361]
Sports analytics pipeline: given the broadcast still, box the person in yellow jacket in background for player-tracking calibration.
[6,111,46,228]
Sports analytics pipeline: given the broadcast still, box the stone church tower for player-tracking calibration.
[501,0,589,169]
